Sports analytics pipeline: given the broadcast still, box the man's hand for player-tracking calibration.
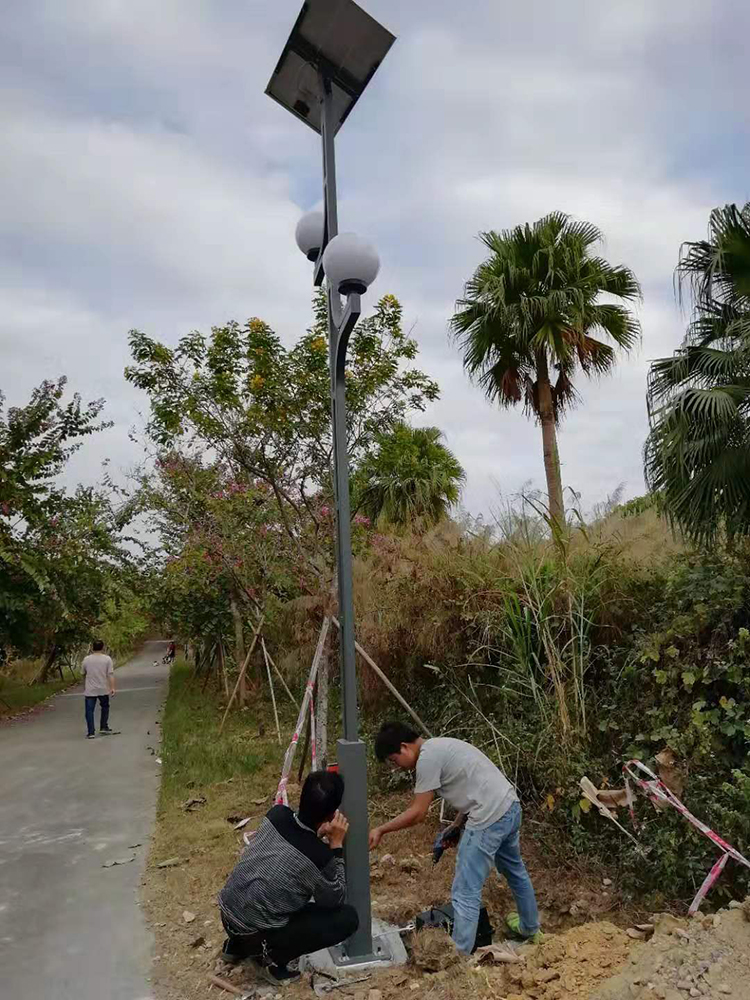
[369,827,383,850]
[320,810,349,849]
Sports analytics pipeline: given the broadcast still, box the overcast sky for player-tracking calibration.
[2,1,748,516]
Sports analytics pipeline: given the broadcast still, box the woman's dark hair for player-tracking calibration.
[298,770,345,828]
[374,721,420,761]
[92,639,105,652]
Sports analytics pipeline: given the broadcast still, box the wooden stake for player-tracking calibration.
[262,638,281,743]
[315,642,329,770]
[201,642,217,693]
[261,639,299,710]
[231,595,247,708]
[219,616,264,734]
[218,641,229,700]
[331,617,433,738]
[275,617,330,802]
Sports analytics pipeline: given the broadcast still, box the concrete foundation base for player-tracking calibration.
[300,918,408,976]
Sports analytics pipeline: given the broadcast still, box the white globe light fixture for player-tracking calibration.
[322,232,380,296]
[295,210,325,261]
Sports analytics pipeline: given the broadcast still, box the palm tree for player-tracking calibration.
[451,213,641,525]
[644,203,750,544]
[354,423,465,528]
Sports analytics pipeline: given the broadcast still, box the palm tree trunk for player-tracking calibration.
[536,352,564,525]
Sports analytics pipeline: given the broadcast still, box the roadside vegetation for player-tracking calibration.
[4,204,750,918]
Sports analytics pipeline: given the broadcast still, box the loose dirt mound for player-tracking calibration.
[496,921,633,1000]
[591,906,750,1000]
[411,927,461,973]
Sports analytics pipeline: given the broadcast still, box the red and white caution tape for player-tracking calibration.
[622,759,750,914]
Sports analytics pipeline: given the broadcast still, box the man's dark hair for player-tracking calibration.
[298,770,344,829]
[374,721,420,762]
[92,639,105,652]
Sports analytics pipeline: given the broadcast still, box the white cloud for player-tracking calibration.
[2,0,749,516]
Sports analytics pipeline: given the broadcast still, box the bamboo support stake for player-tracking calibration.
[332,617,433,738]
[262,638,281,743]
[219,641,229,700]
[219,617,264,733]
[275,617,330,803]
[261,639,299,710]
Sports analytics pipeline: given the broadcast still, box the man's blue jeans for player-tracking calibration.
[451,800,539,954]
[85,695,110,736]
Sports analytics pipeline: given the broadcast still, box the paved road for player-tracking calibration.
[0,642,170,1000]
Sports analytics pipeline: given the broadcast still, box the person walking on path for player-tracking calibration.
[82,640,115,739]
[369,722,542,955]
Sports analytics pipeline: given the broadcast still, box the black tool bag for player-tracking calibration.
[415,903,494,952]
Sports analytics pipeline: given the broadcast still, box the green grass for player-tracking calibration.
[158,660,292,807]
[0,659,81,718]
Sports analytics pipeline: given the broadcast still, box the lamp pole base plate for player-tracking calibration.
[300,919,408,975]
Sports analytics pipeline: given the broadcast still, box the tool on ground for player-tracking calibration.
[415,903,493,952]
[207,972,256,997]
[312,973,371,996]
[432,824,461,865]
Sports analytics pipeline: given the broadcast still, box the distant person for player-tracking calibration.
[81,640,115,740]
[218,770,358,985]
[166,640,176,663]
[370,722,542,954]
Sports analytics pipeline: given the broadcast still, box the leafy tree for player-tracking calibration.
[645,203,750,543]
[0,379,142,678]
[451,213,641,524]
[354,423,465,527]
[125,291,439,553]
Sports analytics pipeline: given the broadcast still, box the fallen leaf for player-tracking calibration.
[182,796,207,812]
[234,817,252,830]
[251,797,267,806]
[157,857,183,869]
[102,854,136,868]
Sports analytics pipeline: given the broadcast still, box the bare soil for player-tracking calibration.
[142,764,650,1000]
[141,700,749,1000]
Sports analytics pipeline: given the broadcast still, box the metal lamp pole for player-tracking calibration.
[266,0,396,962]
[315,74,372,960]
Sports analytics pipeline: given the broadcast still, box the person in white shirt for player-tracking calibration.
[370,722,541,954]
[81,640,115,739]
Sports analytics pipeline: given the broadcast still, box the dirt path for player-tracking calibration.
[0,641,170,1000]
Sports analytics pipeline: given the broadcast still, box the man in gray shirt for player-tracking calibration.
[370,722,541,954]
[81,640,116,739]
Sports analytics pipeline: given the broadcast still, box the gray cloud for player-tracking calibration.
[2,0,749,517]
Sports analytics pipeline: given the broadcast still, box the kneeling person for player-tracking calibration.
[370,723,541,955]
[218,771,358,984]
